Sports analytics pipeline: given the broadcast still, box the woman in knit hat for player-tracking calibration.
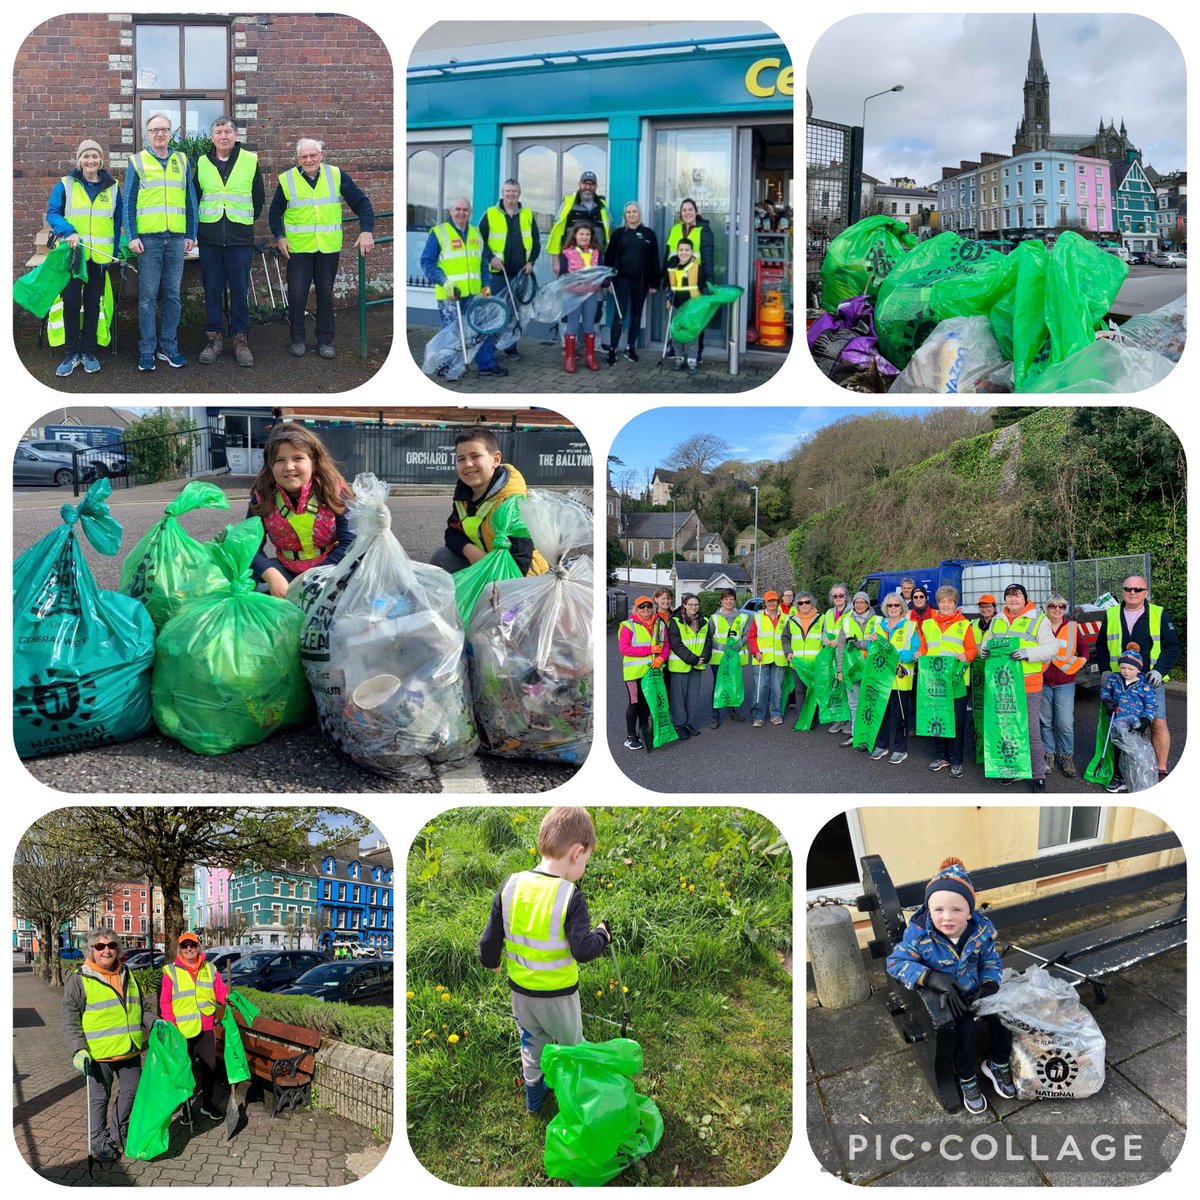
[45,138,122,377]
[886,856,1014,1115]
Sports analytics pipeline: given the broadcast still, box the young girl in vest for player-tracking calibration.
[557,223,605,373]
[663,237,703,374]
[667,593,714,740]
[619,596,668,751]
[248,423,355,597]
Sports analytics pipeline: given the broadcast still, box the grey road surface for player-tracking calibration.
[1110,263,1187,319]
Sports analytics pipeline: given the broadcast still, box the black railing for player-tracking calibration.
[70,425,217,496]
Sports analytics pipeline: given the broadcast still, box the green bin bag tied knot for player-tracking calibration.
[61,477,122,556]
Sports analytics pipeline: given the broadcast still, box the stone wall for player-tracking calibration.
[754,535,796,593]
[314,1042,393,1140]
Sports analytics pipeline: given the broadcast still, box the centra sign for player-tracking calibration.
[745,57,793,98]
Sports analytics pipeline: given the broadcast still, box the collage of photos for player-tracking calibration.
[5,8,1194,1197]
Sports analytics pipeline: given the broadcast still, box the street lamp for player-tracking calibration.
[750,486,760,598]
[861,84,904,177]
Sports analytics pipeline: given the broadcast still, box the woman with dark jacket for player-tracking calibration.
[662,198,716,363]
[604,201,659,364]
[666,592,714,740]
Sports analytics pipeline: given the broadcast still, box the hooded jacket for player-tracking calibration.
[444,462,548,575]
[886,907,1003,996]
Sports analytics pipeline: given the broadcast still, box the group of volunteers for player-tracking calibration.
[419,168,719,377]
[619,573,1177,792]
[44,114,375,376]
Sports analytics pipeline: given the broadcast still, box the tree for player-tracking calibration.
[652,550,675,569]
[664,433,731,484]
[13,813,108,985]
[227,909,250,945]
[57,808,371,960]
[303,906,332,952]
[123,410,202,484]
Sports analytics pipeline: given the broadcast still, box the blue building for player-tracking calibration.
[316,844,394,953]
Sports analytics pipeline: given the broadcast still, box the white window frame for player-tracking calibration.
[1035,807,1108,857]
[804,810,867,905]
[1034,179,1044,196]
[1033,160,1044,171]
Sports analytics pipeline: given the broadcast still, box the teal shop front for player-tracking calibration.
[407,33,794,356]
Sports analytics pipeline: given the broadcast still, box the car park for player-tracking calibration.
[13,446,98,488]
[1130,251,1150,265]
[1151,251,1187,268]
[228,949,330,992]
[277,960,394,1005]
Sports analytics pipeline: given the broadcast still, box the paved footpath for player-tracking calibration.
[12,957,386,1186]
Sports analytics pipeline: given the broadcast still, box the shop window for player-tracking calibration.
[135,20,230,146]
[406,144,475,285]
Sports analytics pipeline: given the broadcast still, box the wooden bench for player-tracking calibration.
[215,1008,322,1118]
[856,832,1185,1112]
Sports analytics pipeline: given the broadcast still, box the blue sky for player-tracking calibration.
[609,406,941,483]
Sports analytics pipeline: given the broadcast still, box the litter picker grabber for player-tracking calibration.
[582,937,632,1037]
[79,1056,96,1179]
[454,293,470,371]
[999,942,1109,1003]
[607,282,623,324]
[657,300,675,371]
[498,261,524,339]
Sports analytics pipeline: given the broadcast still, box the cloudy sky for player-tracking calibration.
[808,13,1186,186]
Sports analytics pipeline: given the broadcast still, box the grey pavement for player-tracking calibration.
[1109,264,1187,319]
[14,478,582,794]
[606,629,1186,794]
[807,888,1187,1186]
[406,324,787,394]
[12,954,385,1186]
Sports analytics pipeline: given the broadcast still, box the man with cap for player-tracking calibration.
[979,584,1058,792]
[160,932,229,1120]
[547,171,612,274]
[1094,575,1179,783]
[747,591,789,727]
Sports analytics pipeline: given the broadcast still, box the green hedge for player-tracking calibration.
[234,987,393,1054]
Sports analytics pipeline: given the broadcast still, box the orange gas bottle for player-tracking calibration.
[759,290,787,347]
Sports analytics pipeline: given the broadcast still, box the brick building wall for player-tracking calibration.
[13,13,393,301]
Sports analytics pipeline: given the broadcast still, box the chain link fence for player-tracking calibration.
[1048,553,1152,607]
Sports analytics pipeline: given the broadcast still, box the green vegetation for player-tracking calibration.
[234,988,393,1053]
[122,411,203,484]
[405,806,793,1187]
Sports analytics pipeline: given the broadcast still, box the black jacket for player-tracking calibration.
[268,167,375,241]
[193,144,265,247]
[478,203,541,276]
[443,466,536,574]
[667,615,714,665]
[605,224,659,290]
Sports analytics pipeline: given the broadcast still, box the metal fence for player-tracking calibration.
[70,426,218,496]
[806,117,862,308]
[1048,553,1152,608]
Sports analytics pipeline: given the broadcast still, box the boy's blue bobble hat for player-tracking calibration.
[1119,643,1144,670]
[924,856,977,913]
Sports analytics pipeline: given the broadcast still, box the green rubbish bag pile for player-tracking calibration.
[816,220,1182,393]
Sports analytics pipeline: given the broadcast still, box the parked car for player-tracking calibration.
[208,948,251,975]
[1151,251,1187,268]
[1103,245,1131,263]
[738,596,765,622]
[278,960,394,1005]
[1130,251,1150,265]
[228,949,330,992]
[122,950,166,968]
[59,947,85,960]
[25,439,129,478]
[13,446,98,488]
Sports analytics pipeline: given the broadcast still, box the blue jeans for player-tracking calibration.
[564,294,599,337]
[1040,682,1076,758]
[751,663,784,722]
[437,299,496,370]
[199,242,253,335]
[136,234,185,356]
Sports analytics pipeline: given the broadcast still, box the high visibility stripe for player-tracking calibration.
[1051,621,1087,675]
[505,950,575,971]
[84,997,126,1012]
[84,1024,141,1041]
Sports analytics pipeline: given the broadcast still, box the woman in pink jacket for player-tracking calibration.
[159,932,229,1119]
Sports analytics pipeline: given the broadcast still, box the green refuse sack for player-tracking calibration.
[125,1020,196,1161]
[915,655,958,738]
[820,215,918,313]
[670,284,744,343]
[851,636,900,750]
[119,481,232,629]
[451,495,526,627]
[794,646,850,730]
[13,478,155,759]
[151,517,312,755]
[542,1038,664,1186]
[221,991,261,1085]
[982,636,1032,779]
[971,668,986,765]
[13,239,87,318]
[712,637,744,708]
[1084,707,1117,787]
[640,667,677,748]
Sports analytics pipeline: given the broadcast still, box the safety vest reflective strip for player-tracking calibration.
[275,489,322,560]
[883,622,915,691]
[621,620,658,680]
[133,150,189,233]
[788,615,823,662]
[280,164,343,252]
[668,617,707,673]
[754,611,787,665]
[710,612,748,664]
[501,872,578,990]
[548,193,610,253]
[47,272,114,348]
[454,495,500,550]
[81,971,143,1057]
[164,962,217,1038]
[668,263,700,298]
[821,608,859,643]
[921,618,969,656]
[432,222,484,300]
[196,150,258,224]
[667,221,705,265]
[61,177,117,264]
[484,205,533,256]
[1105,605,1167,680]
[991,611,1048,677]
[1051,621,1087,676]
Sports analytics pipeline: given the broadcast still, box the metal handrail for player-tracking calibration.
[351,210,393,360]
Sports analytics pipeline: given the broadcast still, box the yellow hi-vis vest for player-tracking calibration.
[164,961,218,1038]
[197,150,258,225]
[990,610,1049,680]
[61,176,117,264]
[501,871,578,991]
[280,164,343,253]
[432,222,484,301]
[920,616,971,698]
[621,619,660,680]
[667,221,706,266]
[47,272,114,348]
[710,611,748,665]
[820,608,857,645]
[877,620,915,691]
[668,616,707,673]
[484,204,534,258]
[80,967,143,1059]
[753,610,788,666]
[667,260,701,298]
[547,192,611,255]
[787,613,824,665]
[452,472,549,575]
[1105,604,1169,682]
[131,149,189,234]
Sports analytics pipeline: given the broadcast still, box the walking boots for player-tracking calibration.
[233,333,254,367]
[584,333,600,371]
[563,334,577,373]
[198,331,223,364]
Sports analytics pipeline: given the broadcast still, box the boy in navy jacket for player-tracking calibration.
[886,856,1014,1114]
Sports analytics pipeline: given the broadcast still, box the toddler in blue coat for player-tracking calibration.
[886,856,1014,1114]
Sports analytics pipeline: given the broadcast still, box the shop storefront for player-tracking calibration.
[407,29,794,356]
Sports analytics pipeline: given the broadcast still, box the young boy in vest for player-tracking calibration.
[161,932,229,1119]
[478,806,612,1114]
[663,238,703,374]
[1100,644,1159,794]
[431,426,548,577]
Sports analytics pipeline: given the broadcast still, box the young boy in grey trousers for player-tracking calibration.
[478,806,612,1113]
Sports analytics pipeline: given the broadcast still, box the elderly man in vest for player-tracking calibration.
[62,927,149,1162]
[419,197,508,378]
[160,932,229,1120]
[124,114,197,371]
[478,179,540,361]
[269,136,375,359]
[194,115,265,367]
[1095,575,1180,783]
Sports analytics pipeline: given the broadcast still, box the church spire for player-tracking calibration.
[1015,14,1051,151]
[1027,14,1047,82]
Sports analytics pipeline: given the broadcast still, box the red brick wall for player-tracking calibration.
[13,13,393,298]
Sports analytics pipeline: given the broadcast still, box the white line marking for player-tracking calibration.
[439,755,491,794]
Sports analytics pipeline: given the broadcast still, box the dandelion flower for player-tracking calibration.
[679,875,685,885]
[435,985,445,992]
[622,986,629,994]
[405,990,415,999]
[688,884,695,893]
[448,1034,460,1045]
[725,891,731,898]
[607,883,613,889]
[440,992,452,1001]
[596,990,603,997]
[442,1024,448,1030]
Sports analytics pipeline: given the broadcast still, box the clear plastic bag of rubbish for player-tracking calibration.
[466,492,593,763]
[972,965,1106,1099]
[290,473,477,780]
[890,316,1008,393]
[1020,338,1175,393]
[528,266,615,324]
[1110,720,1159,792]
[1113,295,1187,362]
[421,315,485,380]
